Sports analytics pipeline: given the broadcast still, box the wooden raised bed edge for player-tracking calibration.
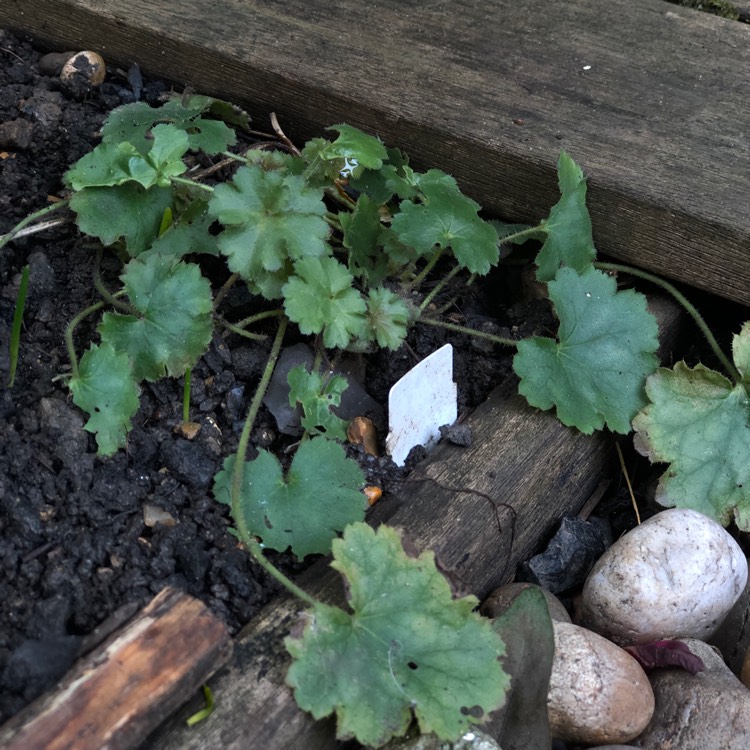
[0,588,232,750]
[1,0,749,306]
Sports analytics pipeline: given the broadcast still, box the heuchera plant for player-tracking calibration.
[3,92,748,745]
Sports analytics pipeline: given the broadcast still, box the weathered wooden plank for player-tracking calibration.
[2,0,749,305]
[0,588,232,750]
[142,295,683,750]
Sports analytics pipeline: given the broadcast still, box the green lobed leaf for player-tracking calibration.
[363,287,411,350]
[349,146,418,202]
[287,364,350,440]
[66,124,189,191]
[283,256,367,349]
[101,96,237,155]
[208,165,330,285]
[513,266,659,434]
[285,523,509,746]
[144,124,190,186]
[632,353,750,529]
[65,141,144,191]
[69,183,172,255]
[340,193,390,285]
[320,124,389,174]
[213,438,365,557]
[391,169,499,275]
[69,342,140,456]
[147,200,219,259]
[535,151,596,282]
[98,255,213,381]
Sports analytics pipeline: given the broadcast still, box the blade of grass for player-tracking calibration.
[7,264,30,388]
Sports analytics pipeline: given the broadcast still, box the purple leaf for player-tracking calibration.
[624,640,705,675]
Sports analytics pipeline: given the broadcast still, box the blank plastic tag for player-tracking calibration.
[386,344,457,466]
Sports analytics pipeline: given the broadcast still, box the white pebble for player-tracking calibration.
[581,508,747,644]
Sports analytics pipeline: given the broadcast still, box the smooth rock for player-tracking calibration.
[710,575,750,675]
[580,508,747,645]
[480,582,571,623]
[636,638,750,749]
[548,622,654,745]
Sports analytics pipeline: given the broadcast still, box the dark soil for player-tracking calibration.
[0,29,544,725]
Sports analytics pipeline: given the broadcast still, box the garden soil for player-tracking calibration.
[0,29,543,724]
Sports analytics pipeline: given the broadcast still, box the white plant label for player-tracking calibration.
[386,343,457,466]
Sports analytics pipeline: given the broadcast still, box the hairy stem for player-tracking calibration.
[498,224,546,245]
[418,316,518,347]
[94,249,139,316]
[7,265,30,388]
[409,248,445,290]
[170,175,214,193]
[228,317,318,607]
[216,318,268,341]
[213,272,239,309]
[0,201,69,252]
[595,261,741,384]
[233,308,284,329]
[64,301,106,380]
[419,264,463,311]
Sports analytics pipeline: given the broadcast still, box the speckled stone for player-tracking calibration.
[580,508,747,645]
[548,622,654,745]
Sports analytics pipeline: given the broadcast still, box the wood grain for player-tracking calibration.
[2,0,749,304]
[0,588,232,750]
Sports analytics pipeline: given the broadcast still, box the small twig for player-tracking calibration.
[615,442,641,524]
[0,201,69,252]
[0,216,68,242]
[270,112,301,156]
[0,46,25,64]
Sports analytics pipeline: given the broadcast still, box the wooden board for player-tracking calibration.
[2,0,749,305]
[0,588,232,750]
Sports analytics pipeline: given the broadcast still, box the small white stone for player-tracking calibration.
[548,622,654,744]
[581,508,747,645]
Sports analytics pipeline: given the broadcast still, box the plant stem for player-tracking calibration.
[64,301,106,380]
[216,318,268,341]
[499,224,546,245]
[213,272,239,309]
[7,264,30,388]
[595,261,741,384]
[170,176,214,193]
[94,249,139,316]
[221,150,248,163]
[233,308,284,329]
[408,248,445,290]
[228,317,318,608]
[418,316,519,347]
[419,264,462,311]
[183,367,192,423]
[0,201,69,252]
